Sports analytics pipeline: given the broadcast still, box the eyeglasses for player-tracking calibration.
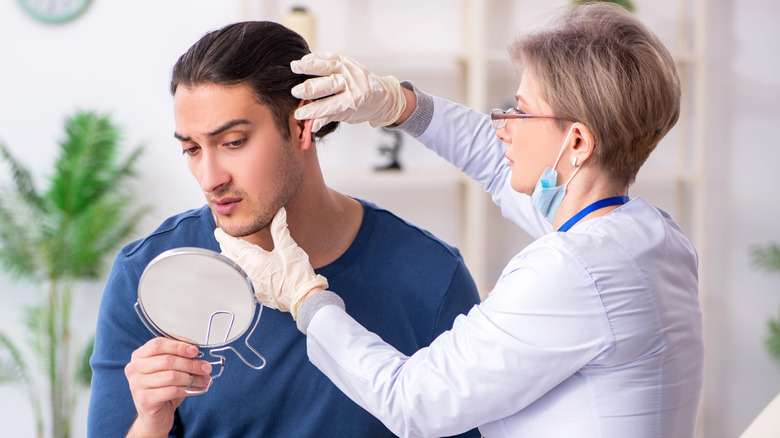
[489,108,565,131]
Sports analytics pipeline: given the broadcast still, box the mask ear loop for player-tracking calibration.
[553,124,582,188]
[552,124,578,171]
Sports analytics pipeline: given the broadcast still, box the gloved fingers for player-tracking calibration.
[310,118,328,134]
[214,228,263,258]
[269,207,288,236]
[290,51,345,76]
[269,207,299,251]
[294,95,355,123]
[214,229,239,260]
[252,285,281,311]
[291,74,347,101]
[253,276,290,311]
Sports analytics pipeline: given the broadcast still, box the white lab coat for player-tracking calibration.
[305,95,704,437]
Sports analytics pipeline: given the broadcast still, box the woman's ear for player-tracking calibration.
[570,123,595,164]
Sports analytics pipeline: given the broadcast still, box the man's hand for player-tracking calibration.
[124,338,211,437]
[290,52,406,132]
[214,207,328,319]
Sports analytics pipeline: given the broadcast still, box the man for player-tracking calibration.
[87,21,481,437]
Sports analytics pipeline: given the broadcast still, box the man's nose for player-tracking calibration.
[199,150,230,193]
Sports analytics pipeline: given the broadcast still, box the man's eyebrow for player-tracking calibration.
[173,119,251,142]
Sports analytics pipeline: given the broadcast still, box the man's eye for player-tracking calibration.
[226,139,246,148]
[182,146,200,156]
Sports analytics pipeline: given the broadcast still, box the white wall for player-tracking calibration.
[0,1,778,437]
[703,0,780,435]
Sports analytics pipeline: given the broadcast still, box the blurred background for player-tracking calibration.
[0,0,778,436]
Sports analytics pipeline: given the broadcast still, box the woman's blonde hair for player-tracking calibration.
[510,3,680,184]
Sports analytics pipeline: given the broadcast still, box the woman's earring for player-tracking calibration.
[572,156,580,168]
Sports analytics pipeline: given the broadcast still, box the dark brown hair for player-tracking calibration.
[170,21,338,140]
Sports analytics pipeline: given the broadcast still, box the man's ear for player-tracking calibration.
[292,100,315,151]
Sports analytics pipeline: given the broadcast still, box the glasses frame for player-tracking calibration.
[489,108,565,131]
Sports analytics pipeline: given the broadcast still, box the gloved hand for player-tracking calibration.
[290,51,406,132]
[214,207,328,320]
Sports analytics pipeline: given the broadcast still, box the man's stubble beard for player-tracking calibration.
[214,138,304,238]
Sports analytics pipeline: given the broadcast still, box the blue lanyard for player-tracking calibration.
[557,196,629,232]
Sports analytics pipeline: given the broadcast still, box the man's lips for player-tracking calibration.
[212,197,241,215]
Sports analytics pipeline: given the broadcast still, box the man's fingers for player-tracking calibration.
[129,353,211,376]
[130,374,209,412]
[130,366,212,391]
[126,338,212,389]
[132,337,199,360]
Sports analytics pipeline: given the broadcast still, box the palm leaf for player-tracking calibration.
[23,305,49,376]
[571,0,635,12]
[69,194,151,278]
[75,337,94,387]
[0,332,29,384]
[752,244,780,274]
[0,143,47,280]
[766,315,780,367]
[0,331,44,438]
[0,110,149,437]
[30,111,148,280]
[0,142,44,212]
[47,112,130,215]
[0,190,43,279]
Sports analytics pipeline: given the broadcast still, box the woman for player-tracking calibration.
[215,3,704,437]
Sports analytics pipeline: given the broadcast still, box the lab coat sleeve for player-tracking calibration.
[399,86,551,238]
[305,239,615,437]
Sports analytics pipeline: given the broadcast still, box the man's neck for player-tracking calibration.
[238,147,363,269]
[284,184,363,269]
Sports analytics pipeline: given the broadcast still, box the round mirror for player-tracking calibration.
[137,247,256,347]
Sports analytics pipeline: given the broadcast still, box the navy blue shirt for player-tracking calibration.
[88,201,481,437]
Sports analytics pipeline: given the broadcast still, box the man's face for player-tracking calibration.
[173,82,303,241]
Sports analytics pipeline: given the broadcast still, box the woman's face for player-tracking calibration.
[497,70,570,195]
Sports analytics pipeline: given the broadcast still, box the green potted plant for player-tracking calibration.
[572,0,635,12]
[752,243,780,367]
[0,110,149,438]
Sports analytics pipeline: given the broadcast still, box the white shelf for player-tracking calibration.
[301,0,705,299]
[324,168,465,187]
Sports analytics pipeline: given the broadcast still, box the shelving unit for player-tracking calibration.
[242,0,706,300]
[452,0,708,297]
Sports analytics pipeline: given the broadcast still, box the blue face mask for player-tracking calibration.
[531,125,582,224]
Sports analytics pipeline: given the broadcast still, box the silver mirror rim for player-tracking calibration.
[136,247,256,347]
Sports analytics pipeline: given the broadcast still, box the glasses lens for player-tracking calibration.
[490,109,506,131]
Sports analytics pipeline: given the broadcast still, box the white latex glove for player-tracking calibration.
[290,51,406,132]
[214,207,328,320]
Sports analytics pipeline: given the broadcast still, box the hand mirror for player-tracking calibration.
[135,247,266,394]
